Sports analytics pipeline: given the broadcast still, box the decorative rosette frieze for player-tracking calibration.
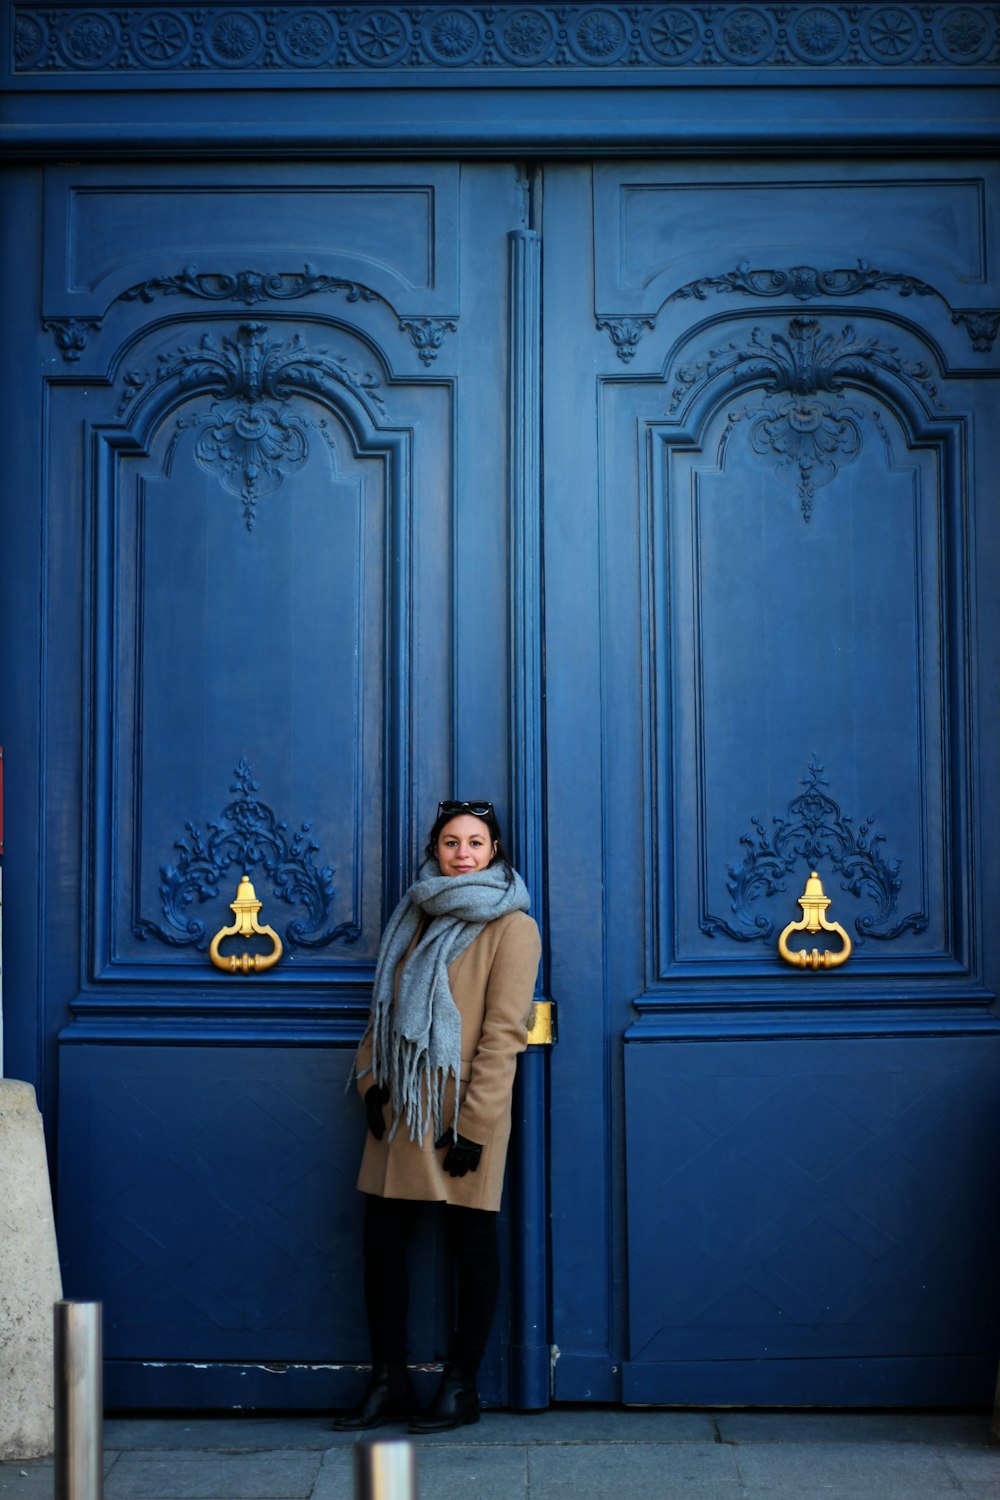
[12,5,1000,77]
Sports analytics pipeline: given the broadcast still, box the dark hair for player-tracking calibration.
[426,802,513,879]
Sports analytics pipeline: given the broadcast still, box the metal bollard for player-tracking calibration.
[354,1439,417,1500]
[54,1301,104,1500]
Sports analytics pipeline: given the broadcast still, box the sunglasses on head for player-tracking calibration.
[438,800,494,819]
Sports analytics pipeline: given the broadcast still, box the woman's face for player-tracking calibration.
[435,815,497,877]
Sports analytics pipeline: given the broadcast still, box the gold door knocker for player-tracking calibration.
[777,870,852,971]
[209,874,283,974]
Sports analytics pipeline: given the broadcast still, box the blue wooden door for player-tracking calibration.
[3,107,1000,1415]
[1,158,539,1408]
[542,159,1000,1405]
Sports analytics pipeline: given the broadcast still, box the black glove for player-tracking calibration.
[434,1130,483,1177]
[365,1084,390,1141]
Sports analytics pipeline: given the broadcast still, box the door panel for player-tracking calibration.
[86,321,413,979]
[30,159,530,1405]
[651,360,955,977]
[624,1035,1000,1405]
[543,158,1000,1405]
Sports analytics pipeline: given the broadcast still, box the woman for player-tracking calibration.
[334,800,541,1434]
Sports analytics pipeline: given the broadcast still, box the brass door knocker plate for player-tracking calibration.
[777,870,852,971]
[209,874,283,974]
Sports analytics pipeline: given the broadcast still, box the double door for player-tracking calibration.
[3,155,1000,1407]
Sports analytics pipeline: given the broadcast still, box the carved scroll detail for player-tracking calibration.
[598,260,998,361]
[45,262,459,365]
[136,758,361,952]
[703,761,927,946]
[671,316,940,519]
[120,321,384,529]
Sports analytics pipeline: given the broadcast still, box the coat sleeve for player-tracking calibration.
[457,914,541,1145]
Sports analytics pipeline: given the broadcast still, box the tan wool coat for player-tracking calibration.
[354,909,541,1212]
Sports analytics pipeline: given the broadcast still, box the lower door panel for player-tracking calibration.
[624,1034,1000,1406]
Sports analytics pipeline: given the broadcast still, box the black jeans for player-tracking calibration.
[362,1194,500,1375]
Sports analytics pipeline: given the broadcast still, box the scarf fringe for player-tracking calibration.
[383,1039,461,1145]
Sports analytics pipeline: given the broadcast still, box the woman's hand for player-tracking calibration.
[365,1084,390,1140]
[434,1130,483,1177]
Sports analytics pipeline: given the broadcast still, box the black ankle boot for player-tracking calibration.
[332,1361,416,1431]
[408,1364,480,1433]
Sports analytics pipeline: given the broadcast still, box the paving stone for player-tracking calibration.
[66,1411,1000,1500]
[0,1464,54,1500]
[739,1490,959,1500]
[717,1410,992,1446]
[309,1446,355,1500]
[938,1445,1000,1483]
[324,1428,374,1449]
[481,1407,716,1443]
[315,1444,518,1500]
[0,1449,118,1487]
[376,1444,524,1500]
[377,1407,715,1445]
[527,1439,741,1498]
[102,1418,335,1452]
[732,1439,958,1495]
[103,1450,321,1499]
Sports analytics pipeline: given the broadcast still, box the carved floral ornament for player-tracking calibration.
[597,260,1000,363]
[13,5,1000,75]
[597,261,981,525]
[703,761,927,947]
[665,314,942,520]
[671,312,947,522]
[45,257,999,373]
[44,262,458,366]
[119,321,384,529]
[136,758,361,953]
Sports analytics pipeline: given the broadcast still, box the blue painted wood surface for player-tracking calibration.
[623,1035,1000,1404]
[2,4,999,1412]
[58,1043,520,1407]
[541,156,1000,1404]
[6,156,535,1407]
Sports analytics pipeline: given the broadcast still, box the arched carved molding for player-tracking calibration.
[597,260,1000,362]
[44,262,459,366]
[13,5,1000,78]
[114,319,389,530]
[87,322,415,984]
[664,314,945,521]
[641,319,969,987]
[702,761,928,946]
[135,758,362,953]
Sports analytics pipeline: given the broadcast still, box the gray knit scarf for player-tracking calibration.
[360,859,530,1144]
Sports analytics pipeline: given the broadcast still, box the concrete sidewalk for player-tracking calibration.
[1,1409,997,1500]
